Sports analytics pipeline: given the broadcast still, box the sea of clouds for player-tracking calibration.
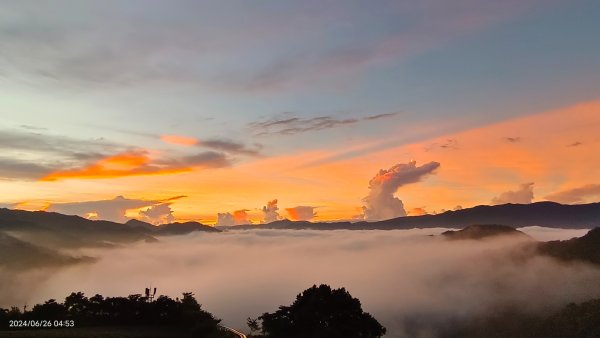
[2,227,599,337]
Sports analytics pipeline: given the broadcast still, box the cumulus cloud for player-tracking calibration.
[6,229,600,337]
[233,210,250,224]
[407,207,428,216]
[286,206,317,221]
[362,161,440,221]
[138,203,175,225]
[217,209,251,226]
[491,182,535,205]
[545,184,600,204]
[47,195,182,223]
[262,199,280,223]
[216,213,235,226]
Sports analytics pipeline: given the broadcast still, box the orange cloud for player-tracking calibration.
[41,152,192,181]
[160,134,199,146]
[286,206,316,221]
[233,209,250,224]
[408,207,428,216]
[13,200,50,211]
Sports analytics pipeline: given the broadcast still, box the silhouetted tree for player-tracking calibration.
[30,299,67,319]
[258,284,386,338]
[64,292,89,316]
[0,308,7,324]
[247,317,260,335]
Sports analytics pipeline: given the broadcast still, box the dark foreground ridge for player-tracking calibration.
[226,201,600,230]
[538,227,600,264]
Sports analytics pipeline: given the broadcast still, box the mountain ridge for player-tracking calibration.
[224,201,600,230]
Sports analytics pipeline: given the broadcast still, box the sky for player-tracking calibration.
[1,0,599,224]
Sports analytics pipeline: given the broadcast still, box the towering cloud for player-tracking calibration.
[216,213,235,226]
[233,209,250,225]
[139,203,175,225]
[286,206,316,221]
[362,161,440,221]
[262,199,280,223]
[491,183,535,205]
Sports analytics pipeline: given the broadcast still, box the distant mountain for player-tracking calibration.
[124,218,156,231]
[0,208,157,248]
[154,221,221,235]
[0,208,220,249]
[0,232,94,270]
[440,224,600,266]
[227,202,600,230]
[124,219,221,235]
[441,224,531,240]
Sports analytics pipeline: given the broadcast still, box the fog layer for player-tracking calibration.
[2,228,600,337]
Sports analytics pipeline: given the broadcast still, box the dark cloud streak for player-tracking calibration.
[199,139,262,156]
[249,112,398,136]
[0,157,54,180]
[0,129,130,180]
[504,137,521,143]
[178,151,231,168]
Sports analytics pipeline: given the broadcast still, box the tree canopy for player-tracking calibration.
[257,284,386,338]
[1,291,221,336]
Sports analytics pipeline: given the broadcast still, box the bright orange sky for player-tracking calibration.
[2,99,599,224]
